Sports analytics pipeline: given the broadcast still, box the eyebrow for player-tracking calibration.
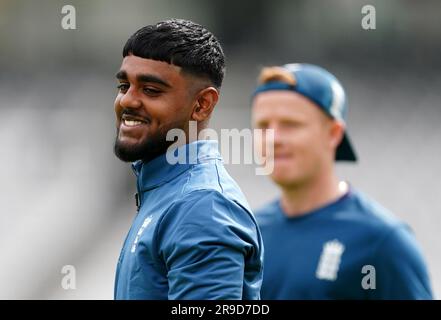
[115,70,171,88]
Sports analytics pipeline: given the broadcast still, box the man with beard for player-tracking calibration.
[113,19,263,300]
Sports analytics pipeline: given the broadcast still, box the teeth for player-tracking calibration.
[124,119,143,126]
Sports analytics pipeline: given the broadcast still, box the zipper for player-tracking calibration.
[134,192,140,212]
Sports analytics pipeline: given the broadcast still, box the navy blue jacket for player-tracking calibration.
[256,188,433,299]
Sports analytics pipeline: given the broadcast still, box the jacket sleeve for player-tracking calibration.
[156,190,263,300]
[370,225,433,299]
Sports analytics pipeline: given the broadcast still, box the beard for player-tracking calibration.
[113,125,178,163]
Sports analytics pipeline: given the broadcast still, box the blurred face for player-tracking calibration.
[252,91,336,188]
[114,55,195,162]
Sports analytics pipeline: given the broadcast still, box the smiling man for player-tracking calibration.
[113,19,263,300]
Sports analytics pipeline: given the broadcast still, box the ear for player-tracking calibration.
[329,120,345,150]
[191,87,219,122]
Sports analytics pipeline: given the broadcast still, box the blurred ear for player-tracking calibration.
[329,120,345,150]
[191,87,219,122]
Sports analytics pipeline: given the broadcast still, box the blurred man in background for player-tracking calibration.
[251,63,433,299]
[113,19,263,300]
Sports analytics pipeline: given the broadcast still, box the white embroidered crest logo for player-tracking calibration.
[315,239,345,281]
[131,215,153,253]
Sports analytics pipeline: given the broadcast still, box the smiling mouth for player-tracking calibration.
[123,119,144,127]
[120,114,149,127]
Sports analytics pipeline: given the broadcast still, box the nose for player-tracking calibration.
[267,123,284,147]
[273,128,284,146]
[119,87,142,110]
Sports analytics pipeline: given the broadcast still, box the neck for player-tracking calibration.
[280,170,347,217]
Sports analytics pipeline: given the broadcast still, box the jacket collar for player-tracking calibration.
[131,140,222,191]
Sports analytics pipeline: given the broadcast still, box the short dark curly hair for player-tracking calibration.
[123,19,225,88]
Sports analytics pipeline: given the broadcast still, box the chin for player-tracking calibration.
[270,165,302,186]
[114,138,145,162]
[271,171,293,185]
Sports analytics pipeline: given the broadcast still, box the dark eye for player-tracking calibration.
[280,121,300,128]
[143,87,161,95]
[117,83,129,93]
[256,122,268,129]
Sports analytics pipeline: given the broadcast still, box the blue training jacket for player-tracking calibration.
[114,140,264,300]
[256,187,433,300]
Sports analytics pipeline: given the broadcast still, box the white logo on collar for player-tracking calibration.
[316,239,345,281]
[131,215,153,253]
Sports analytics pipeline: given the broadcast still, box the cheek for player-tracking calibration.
[114,95,122,116]
[309,128,329,151]
[295,127,322,147]
[278,130,306,150]
[162,93,187,112]
[278,130,318,165]
[295,132,328,166]
[168,98,194,124]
